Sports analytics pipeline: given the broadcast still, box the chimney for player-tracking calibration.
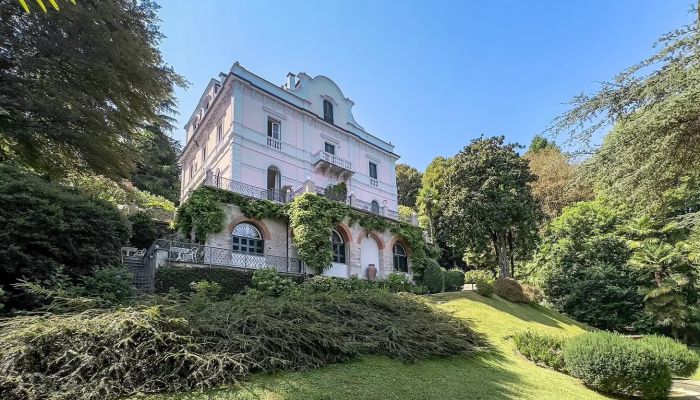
[285,72,297,90]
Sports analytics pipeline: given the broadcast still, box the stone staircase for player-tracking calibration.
[121,248,153,292]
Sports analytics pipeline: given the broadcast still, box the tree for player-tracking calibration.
[395,163,422,208]
[131,127,182,203]
[548,8,700,212]
[0,0,185,179]
[524,147,591,221]
[527,135,558,153]
[438,136,541,278]
[536,201,644,330]
[416,157,450,240]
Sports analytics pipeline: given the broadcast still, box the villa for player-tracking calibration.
[172,62,416,279]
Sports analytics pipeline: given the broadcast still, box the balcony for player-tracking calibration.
[313,150,353,179]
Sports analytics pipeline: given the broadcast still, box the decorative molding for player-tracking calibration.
[263,106,288,120]
[321,133,341,145]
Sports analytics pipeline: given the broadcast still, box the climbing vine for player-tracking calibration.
[175,186,434,274]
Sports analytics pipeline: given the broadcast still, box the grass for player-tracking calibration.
[131,291,615,400]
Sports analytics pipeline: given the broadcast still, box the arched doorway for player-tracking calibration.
[360,235,380,279]
[267,166,281,201]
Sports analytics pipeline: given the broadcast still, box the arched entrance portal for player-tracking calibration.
[360,235,380,279]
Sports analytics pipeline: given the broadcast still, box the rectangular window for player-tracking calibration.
[323,100,334,124]
[189,164,193,178]
[325,142,335,155]
[369,162,378,179]
[217,123,223,143]
[201,146,206,162]
[267,118,281,140]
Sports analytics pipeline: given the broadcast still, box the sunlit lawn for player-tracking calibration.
[133,291,614,400]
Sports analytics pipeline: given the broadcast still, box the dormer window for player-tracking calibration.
[323,99,334,124]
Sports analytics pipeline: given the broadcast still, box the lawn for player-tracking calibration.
[134,291,611,400]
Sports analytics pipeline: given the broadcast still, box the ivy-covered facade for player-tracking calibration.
[174,184,433,280]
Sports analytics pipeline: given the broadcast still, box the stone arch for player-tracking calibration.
[227,216,272,240]
[388,236,412,256]
[356,230,385,250]
[335,223,352,244]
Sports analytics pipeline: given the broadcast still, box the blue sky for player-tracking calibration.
[158,0,692,171]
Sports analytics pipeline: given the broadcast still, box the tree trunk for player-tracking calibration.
[492,231,510,278]
[507,229,515,277]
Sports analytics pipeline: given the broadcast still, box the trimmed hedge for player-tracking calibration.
[563,332,671,399]
[521,283,544,304]
[422,260,444,294]
[513,330,566,371]
[640,335,699,377]
[494,278,528,303]
[444,269,465,292]
[155,266,255,297]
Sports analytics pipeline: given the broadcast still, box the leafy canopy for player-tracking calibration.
[395,163,423,208]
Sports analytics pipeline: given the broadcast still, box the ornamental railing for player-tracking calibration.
[209,175,291,203]
[313,150,352,171]
[267,136,282,150]
[152,239,303,274]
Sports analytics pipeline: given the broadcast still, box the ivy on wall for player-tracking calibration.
[174,186,433,275]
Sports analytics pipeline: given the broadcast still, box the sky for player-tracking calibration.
[157,0,693,171]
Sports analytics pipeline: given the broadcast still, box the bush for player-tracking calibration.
[250,269,296,297]
[464,270,493,284]
[0,166,130,310]
[513,330,566,371]
[494,278,528,303]
[81,265,135,304]
[0,289,487,400]
[563,332,671,399]
[444,269,465,292]
[128,211,157,248]
[302,276,374,293]
[522,283,544,304]
[422,260,444,293]
[154,266,255,297]
[190,280,222,302]
[382,272,413,293]
[470,271,495,297]
[640,335,700,377]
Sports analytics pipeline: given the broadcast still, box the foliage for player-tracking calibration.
[521,283,544,304]
[0,290,486,400]
[154,265,256,297]
[131,127,182,203]
[494,278,528,303]
[128,211,158,248]
[383,272,414,293]
[527,135,559,153]
[464,270,494,284]
[396,163,423,208]
[563,332,671,399]
[398,205,415,222]
[475,276,495,297]
[548,12,700,213]
[323,182,348,202]
[535,201,643,330]
[416,156,450,240]
[0,166,130,310]
[524,147,591,221]
[640,335,700,377]
[513,330,566,371]
[250,269,296,297]
[438,136,542,278]
[0,0,185,179]
[422,260,445,294]
[189,280,222,302]
[289,193,346,272]
[302,276,373,293]
[444,269,465,292]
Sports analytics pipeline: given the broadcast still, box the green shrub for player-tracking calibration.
[250,269,296,297]
[154,266,255,297]
[0,166,130,310]
[81,265,135,304]
[444,269,465,292]
[128,211,158,248]
[422,260,444,293]
[471,271,495,297]
[190,280,222,302]
[522,283,544,304]
[494,278,528,303]
[513,330,566,371]
[382,272,413,293]
[464,270,493,284]
[563,332,671,399]
[0,289,487,400]
[640,335,700,377]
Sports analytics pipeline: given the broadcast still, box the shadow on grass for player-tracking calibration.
[149,351,528,400]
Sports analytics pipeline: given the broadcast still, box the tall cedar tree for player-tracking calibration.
[0,0,185,179]
[132,126,182,203]
[395,163,422,208]
[438,137,541,278]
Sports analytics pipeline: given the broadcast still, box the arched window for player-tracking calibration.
[215,168,221,187]
[232,223,264,255]
[267,166,281,201]
[370,200,380,215]
[323,99,334,124]
[393,242,408,272]
[331,230,346,264]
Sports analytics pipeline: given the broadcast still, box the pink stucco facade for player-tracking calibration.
[179,63,399,212]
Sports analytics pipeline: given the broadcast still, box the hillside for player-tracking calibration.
[137,292,611,400]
